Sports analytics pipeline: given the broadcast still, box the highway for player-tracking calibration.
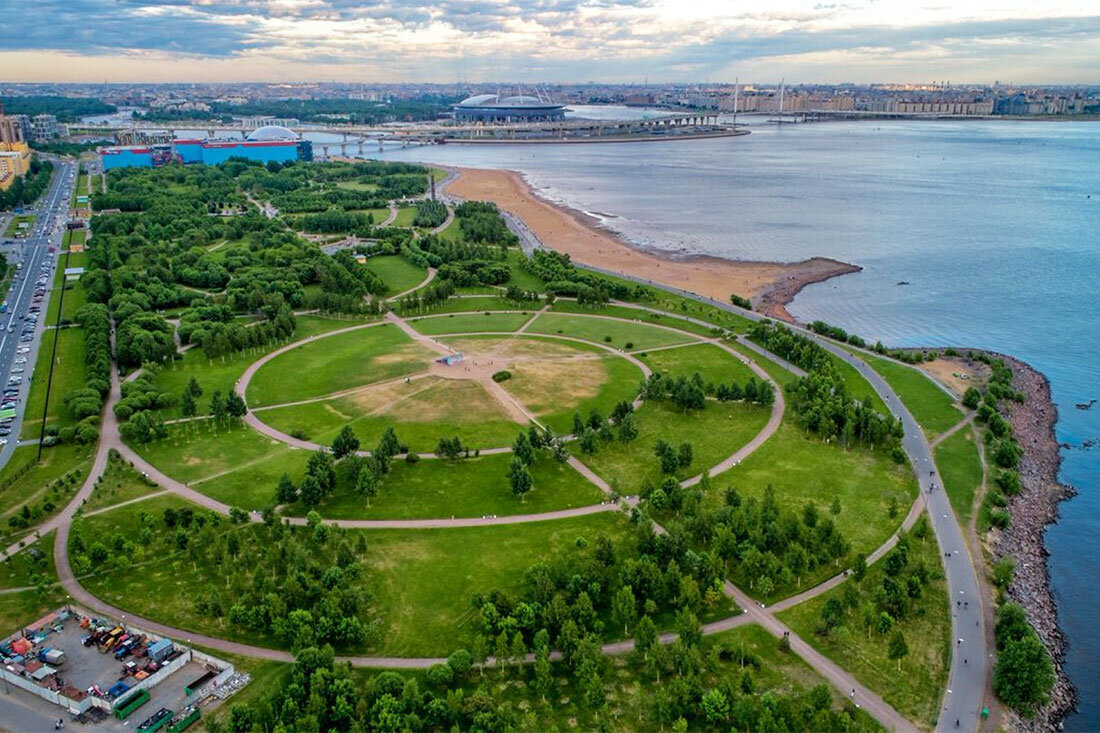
[0,159,75,468]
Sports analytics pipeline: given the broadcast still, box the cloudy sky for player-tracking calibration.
[1,0,1098,83]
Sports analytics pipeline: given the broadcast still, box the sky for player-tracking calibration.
[0,0,1098,84]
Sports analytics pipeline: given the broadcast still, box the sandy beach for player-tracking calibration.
[444,166,860,320]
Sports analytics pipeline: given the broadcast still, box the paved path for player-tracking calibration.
[429,203,454,235]
[381,203,398,227]
[931,411,977,448]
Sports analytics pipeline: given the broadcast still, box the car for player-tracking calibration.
[0,439,7,446]
[14,358,24,364]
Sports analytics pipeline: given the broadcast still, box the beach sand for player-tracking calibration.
[445,166,860,320]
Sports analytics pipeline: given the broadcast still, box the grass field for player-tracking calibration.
[726,339,801,388]
[365,255,427,294]
[82,454,163,514]
[856,351,964,438]
[409,311,532,335]
[289,452,605,520]
[709,421,917,571]
[551,300,719,339]
[0,532,56,589]
[335,181,379,192]
[503,249,546,291]
[778,528,951,729]
[0,588,66,636]
[21,326,85,438]
[443,335,644,435]
[0,443,90,543]
[45,247,87,323]
[401,296,515,315]
[72,494,632,657]
[527,313,696,351]
[637,342,759,385]
[258,376,523,453]
[153,315,366,418]
[133,422,287,485]
[573,400,772,495]
[246,323,433,406]
[829,353,889,414]
[934,426,983,526]
[393,206,417,227]
[366,512,635,656]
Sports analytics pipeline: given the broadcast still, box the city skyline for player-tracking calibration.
[2,0,1099,84]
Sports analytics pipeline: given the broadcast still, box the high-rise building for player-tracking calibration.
[0,101,25,144]
[30,114,62,141]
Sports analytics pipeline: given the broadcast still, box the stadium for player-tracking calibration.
[100,125,313,170]
[452,92,566,122]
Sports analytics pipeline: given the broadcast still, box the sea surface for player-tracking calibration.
[370,119,1100,728]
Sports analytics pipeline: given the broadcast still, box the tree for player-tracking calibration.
[700,688,730,725]
[299,475,323,507]
[512,431,534,466]
[677,442,693,469]
[509,458,533,501]
[994,634,1054,716]
[634,615,657,661]
[181,390,197,418]
[655,440,679,474]
[611,585,637,636]
[852,552,868,582]
[533,644,552,702]
[225,392,247,420]
[209,390,227,423]
[275,473,297,504]
[887,629,909,670]
[187,376,203,399]
[355,465,378,506]
[821,598,845,632]
[376,427,400,461]
[617,412,638,442]
[331,425,360,460]
[962,386,981,409]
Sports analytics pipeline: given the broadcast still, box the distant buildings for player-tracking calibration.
[29,114,63,140]
[0,102,25,144]
[100,125,312,170]
[0,142,32,191]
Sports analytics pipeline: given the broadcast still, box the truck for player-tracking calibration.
[39,648,65,666]
[99,627,124,653]
[147,638,173,664]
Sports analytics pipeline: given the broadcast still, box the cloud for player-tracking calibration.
[0,0,1097,82]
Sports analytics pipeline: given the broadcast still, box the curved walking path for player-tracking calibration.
[381,203,398,227]
[429,204,454,235]
[386,266,437,302]
[26,289,945,731]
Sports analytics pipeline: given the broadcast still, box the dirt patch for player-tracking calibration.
[379,378,516,424]
[919,357,991,397]
[443,336,587,361]
[322,403,354,422]
[343,377,436,414]
[506,357,609,416]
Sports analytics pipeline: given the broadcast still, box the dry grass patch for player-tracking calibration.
[374,377,518,425]
[505,355,609,417]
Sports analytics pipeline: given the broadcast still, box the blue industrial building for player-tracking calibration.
[100,126,312,170]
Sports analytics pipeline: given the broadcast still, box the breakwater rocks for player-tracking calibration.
[995,354,1078,731]
[754,257,862,322]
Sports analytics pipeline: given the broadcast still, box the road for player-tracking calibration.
[0,159,75,469]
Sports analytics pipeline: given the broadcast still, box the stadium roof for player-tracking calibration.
[246,125,298,141]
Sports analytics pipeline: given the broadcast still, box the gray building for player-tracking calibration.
[30,114,62,140]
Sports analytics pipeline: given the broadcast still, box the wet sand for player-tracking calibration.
[445,166,859,320]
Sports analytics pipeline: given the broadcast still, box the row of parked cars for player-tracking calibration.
[0,253,54,444]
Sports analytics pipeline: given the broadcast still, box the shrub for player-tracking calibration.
[491,370,511,383]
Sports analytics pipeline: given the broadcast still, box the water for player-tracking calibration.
[372,119,1100,726]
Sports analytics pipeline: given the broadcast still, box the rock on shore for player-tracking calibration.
[994,354,1078,731]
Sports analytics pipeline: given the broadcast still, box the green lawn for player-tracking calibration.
[709,422,917,570]
[184,443,306,510]
[289,452,605,520]
[21,326,85,438]
[246,323,433,406]
[0,588,66,636]
[45,248,87,323]
[366,512,635,656]
[335,181,379,192]
[778,528,951,729]
[0,532,56,589]
[408,311,531,335]
[572,400,773,495]
[257,377,523,453]
[829,353,888,414]
[527,313,696,351]
[503,249,547,292]
[400,296,514,315]
[132,422,287,484]
[856,351,964,439]
[72,494,633,657]
[726,339,801,388]
[0,443,91,542]
[82,454,163,514]
[551,300,719,339]
[393,206,417,227]
[365,255,427,295]
[153,315,364,418]
[637,342,759,385]
[934,426,983,526]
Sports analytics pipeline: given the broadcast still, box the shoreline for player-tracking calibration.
[441,164,1077,730]
[442,128,750,144]
[995,354,1078,731]
[443,165,861,319]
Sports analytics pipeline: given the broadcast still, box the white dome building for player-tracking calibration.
[452,92,566,122]
[245,125,299,142]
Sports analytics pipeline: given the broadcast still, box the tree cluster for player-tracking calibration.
[993,602,1055,716]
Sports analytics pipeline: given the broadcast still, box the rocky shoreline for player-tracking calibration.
[995,354,1078,731]
[753,258,863,321]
